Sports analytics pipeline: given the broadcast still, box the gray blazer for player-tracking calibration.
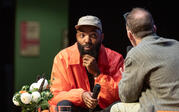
[118,34,179,112]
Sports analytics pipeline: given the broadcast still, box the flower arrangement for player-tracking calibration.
[12,75,53,112]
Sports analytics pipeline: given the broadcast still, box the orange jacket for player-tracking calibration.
[49,43,124,111]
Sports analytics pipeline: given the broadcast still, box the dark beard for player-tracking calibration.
[77,42,101,61]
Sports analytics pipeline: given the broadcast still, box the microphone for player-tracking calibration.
[92,84,101,99]
[89,84,101,112]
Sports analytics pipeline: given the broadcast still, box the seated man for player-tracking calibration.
[110,7,179,112]
[49,15,124,112]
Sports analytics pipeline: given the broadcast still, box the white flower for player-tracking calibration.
[31,91,41,102]
[30,83,40,91]
[37,78,48,90]
[12,94,20,106]
[20,92,32,104]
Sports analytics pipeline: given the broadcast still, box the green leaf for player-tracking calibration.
[39,100,49,110]
[21,85,30,91]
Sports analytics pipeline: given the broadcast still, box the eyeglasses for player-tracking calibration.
[123,12,129,23]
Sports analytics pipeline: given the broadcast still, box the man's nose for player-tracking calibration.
[84,35,91,43]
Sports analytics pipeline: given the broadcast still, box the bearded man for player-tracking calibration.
[49,15,124,112]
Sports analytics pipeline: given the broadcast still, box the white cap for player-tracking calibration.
[75,15,102,31]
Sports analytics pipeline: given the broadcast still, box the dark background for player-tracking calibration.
[1,0,178,111]
[1,0,15,111]
[69,0,179,57]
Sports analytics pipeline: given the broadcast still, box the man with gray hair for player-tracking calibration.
[110,7,179,112]
[49,15,124,112]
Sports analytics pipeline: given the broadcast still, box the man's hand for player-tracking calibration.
[82,91,98,109]
[82,54,100,77]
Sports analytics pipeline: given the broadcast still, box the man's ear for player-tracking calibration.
[153,25,157,33]
[127,30,137,46]
[127,30,133,41]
